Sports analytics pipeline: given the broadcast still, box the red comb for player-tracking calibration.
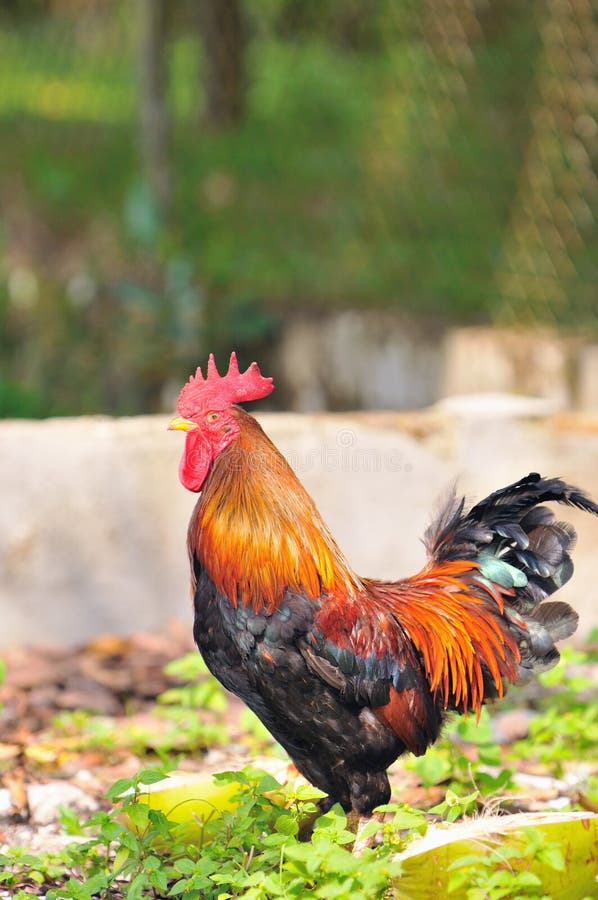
[177,351,274,417]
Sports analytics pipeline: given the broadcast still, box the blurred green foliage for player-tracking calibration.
[0,0,597,415]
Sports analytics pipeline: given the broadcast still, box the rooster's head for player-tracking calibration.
[169,352,274,492]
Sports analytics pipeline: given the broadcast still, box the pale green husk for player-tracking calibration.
[393,811,598,899]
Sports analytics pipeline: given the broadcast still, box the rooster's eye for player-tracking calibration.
[206,412,219,423]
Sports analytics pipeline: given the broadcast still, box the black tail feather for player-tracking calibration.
[531,600,579,643]
[467,472,598,523]
[425,472,598,688]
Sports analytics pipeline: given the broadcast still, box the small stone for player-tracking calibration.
[28,781,98,825]
[489,708,536,744]
[0,789,13,819]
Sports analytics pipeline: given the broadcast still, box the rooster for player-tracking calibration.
[169,352,598,815]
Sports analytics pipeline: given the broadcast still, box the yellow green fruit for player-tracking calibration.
[128,774,244,843]
[394,811,598,900]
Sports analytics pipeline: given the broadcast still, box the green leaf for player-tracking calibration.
[514,872,543,887]
[413,749,452,787]
[106,777,134,799]
[126,802,150,830]
[126,872,149,900]
[80,873,109,896]
[175,858,196,875]
[148,808,173,836]
[149,868,169,893]
[447,869,470,893]
[112,845,130,874]
[275,813,299,836]
[538,845,566,872]
[262,832,289,849]
[389,809,428,833]
[118,829,141,853]
[58,804,84,835]
[257,772,283,793]
[138,768,168,785]
[293,783,328,802]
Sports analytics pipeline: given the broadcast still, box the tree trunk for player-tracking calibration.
[138,0,171,211]
[199,0,246,130]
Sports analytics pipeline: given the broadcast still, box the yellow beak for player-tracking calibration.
[168,415,199,432]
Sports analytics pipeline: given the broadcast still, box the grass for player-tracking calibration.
[1,643,597,898]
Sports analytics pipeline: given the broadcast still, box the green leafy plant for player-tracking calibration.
[0,767,406,898]
[2,650,597,897]
[47,653,230,759]
[155,653,230,751]
[430,787,480,823]
[507,647,598,774]
[410,707,515,805]
[6,765,594,900]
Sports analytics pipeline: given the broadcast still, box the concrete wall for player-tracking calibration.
[276,312,444,411]
[275,316,598,414]
[2,403,598,647]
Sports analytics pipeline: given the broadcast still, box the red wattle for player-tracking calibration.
[179,429,212,492]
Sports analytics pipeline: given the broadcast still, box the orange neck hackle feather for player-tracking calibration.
[188,408,363,614]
